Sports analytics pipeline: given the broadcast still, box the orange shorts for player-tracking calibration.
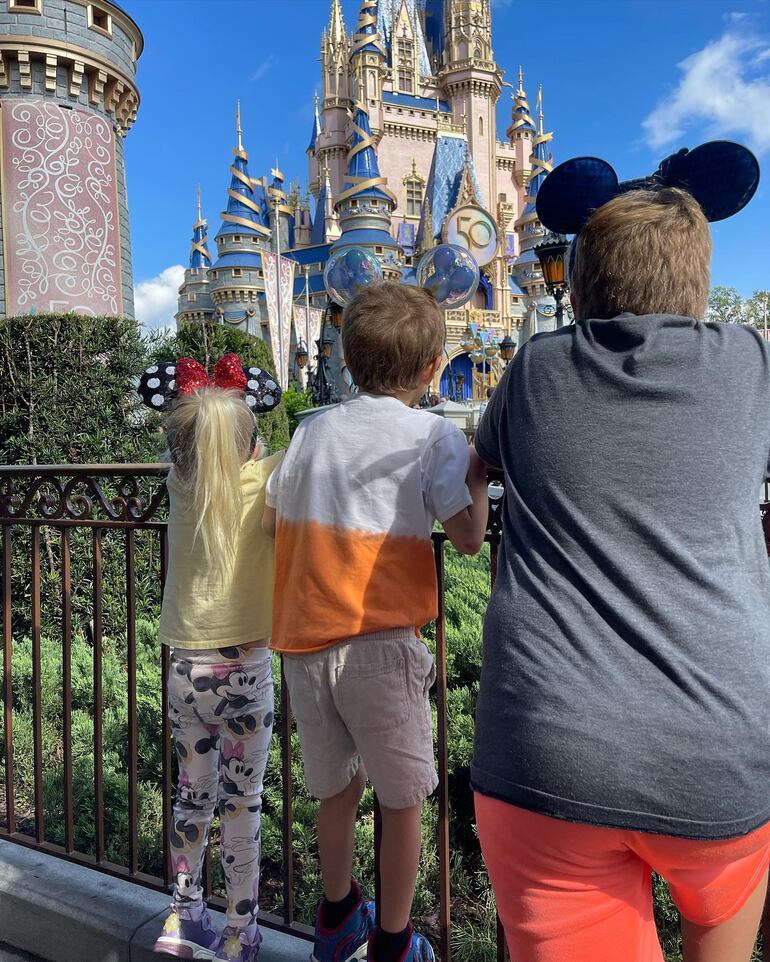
[475,793,770,962]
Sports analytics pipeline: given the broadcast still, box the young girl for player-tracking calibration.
[137,354,283,962]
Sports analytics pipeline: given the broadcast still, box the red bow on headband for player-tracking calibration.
[176,353,247,395]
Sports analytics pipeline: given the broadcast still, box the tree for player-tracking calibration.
[150,320,290,453]
[0,313,160,466]
[744,291,770,333]
[706,286,745,325]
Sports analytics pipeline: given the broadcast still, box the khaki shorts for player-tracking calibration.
[282,629,438,809]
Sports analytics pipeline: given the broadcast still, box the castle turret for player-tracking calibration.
[176,189,215,327]
[0,0,143,318]
[331,103,401,279]
[441,0,502,208]
[350,0,386,132]
[267,165,294,252]
[312,159,341,245]
[512,85,556,342]
[208,103,270,334]
[307,92,323,197]
[320,0,350,196]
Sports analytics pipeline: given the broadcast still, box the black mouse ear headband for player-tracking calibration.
[136,354,282,414]
[535,141,760,236]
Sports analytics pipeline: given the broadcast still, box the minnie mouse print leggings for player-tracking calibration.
[166,645,274,928]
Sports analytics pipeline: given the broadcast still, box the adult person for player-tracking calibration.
[472,143,770,962]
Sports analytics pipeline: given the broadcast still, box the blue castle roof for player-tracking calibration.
[351,0,386,58]
[376,0,430,74]
[311,180,331,244]
[217,148,270,240]
[418,135,482,245]
[308,96,322,152]
[339,105,393,206]
[423,0,444,64]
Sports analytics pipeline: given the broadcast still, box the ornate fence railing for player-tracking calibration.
[2,465,768,962]
[0,464,505,961]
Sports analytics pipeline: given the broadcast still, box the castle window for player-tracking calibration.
[479,116,484,136]
[232,268,243,277]
[375,246,384,254]
[210,271,217,279]
[404,163,425,217]
[396,38,413,61]
[187,294,195,302]
[87,4,112,36]
[233,235,242,243]
[9,0,42,11]
[397,68,413,94]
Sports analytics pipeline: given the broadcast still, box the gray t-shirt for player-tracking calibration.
[472,314,770,839]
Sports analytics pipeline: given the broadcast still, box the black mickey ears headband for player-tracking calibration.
[536,141,760,236]
[136,354,282,415]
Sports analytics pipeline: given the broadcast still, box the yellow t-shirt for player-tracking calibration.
[158,451,284,649]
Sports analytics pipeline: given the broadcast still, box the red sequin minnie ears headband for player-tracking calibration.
[136,353,282,414]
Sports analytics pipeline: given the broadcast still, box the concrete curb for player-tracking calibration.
[0,842,310,962]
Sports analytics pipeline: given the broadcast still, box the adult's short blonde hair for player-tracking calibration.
[570,187,712,321]
[342,281,446,393]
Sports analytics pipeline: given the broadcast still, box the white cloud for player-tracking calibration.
[251,55,275,83]
[134,265,185,333]
[642,28,770,155]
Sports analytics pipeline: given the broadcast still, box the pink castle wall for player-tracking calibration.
[1,99,122,317]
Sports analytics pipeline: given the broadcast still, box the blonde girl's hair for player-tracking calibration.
[164,388,256,578]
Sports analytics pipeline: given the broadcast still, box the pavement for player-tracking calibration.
[0,946,44,962]
[0,841,310,962]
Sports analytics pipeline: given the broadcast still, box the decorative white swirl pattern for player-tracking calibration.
[1,99,122,316]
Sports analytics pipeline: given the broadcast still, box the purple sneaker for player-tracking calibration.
[154,905,219,959]
[311,893,375,962]
[214,925,262,962]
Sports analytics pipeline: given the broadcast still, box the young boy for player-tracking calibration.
[264,281,489,962]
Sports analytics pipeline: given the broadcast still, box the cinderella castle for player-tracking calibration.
[175,0,559,399]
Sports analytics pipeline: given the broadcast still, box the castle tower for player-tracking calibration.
[320,0,350,197]
[0,0,142,318]
[512,85,555,341]
[442,0,503,208]
[307,92,323,197]
[331,103,402,279]
[208,103,270,335]
[350,0,386,133]
[267,165,293,253]
[176,189,215,327]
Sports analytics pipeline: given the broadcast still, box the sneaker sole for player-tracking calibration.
[154,937,217,959]
[310,943,368,962]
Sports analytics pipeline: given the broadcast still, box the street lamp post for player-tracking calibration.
[535,233,571,328]
[499,334,516,365]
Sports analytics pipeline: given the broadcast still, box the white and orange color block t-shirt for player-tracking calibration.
[266,393,472,653]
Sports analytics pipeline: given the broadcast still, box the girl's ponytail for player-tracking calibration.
[165,388,255,579]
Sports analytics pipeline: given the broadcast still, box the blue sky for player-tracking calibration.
[122,0,770,329]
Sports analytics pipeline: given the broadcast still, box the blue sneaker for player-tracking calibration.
[311,891,375,962]
[366,926,435,962]
[154,904,219,959]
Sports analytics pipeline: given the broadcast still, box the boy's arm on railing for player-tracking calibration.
[442,446,489,555]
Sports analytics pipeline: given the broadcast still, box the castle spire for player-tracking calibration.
[217,104,270,239]
[537,84,544,134]
[308,91,322,153]
[351,0,385,58]
[189,187,211,269]
[507,67,535,142]
[328,0,347,45]
[527,85,553,203]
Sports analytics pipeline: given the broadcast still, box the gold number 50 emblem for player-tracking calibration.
[444,204,498,266]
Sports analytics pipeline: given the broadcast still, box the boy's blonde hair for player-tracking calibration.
[570,187,712,321]
[164,388,255,578]
[342,281,446,394]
